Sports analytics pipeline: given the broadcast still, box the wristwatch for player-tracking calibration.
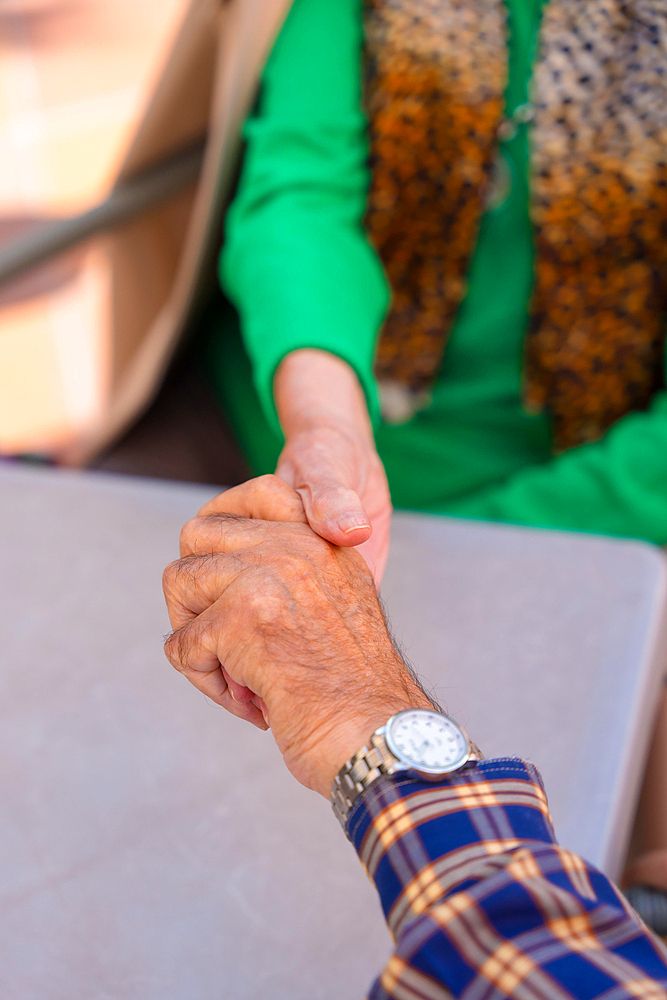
[331,708,483,831]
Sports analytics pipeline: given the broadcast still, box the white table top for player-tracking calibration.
[1,465,666,1000]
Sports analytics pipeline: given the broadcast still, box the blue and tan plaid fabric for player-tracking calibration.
[347,759,667,999]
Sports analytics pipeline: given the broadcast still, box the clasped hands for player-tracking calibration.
[163,476,432,797]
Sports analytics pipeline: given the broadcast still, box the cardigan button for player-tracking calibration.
[497,119,518,142]
[513,102,536,123]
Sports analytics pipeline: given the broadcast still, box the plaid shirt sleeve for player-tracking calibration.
[346,758,667,1000]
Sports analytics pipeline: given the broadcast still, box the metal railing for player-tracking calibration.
[0,139,206,289]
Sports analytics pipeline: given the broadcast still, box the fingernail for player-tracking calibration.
[341,516,371,534]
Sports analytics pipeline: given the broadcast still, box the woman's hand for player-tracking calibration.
[276,422,391,585]
[274,349,392,585]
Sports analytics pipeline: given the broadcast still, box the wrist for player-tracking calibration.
[310,689,435,798]
[274,349,373,442]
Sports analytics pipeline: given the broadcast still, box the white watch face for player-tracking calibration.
[386,710,470,774]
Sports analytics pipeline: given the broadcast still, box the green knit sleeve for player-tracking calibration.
[220,0,388,436]
[447,388,667,545]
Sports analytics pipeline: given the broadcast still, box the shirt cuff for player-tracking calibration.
[346,758,557,940]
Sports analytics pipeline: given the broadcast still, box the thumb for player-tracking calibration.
[297,481,372,547]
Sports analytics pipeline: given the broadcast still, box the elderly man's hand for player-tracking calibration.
[163,476,433,796]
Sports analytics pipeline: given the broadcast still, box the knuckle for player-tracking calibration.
[179,516,204,555]
[162,559,181,596]
[312,482,343,502]
[165,617,209,674]
[309,483,358,519]
[196,488,227,517]
[270,532,335,582]
[163,626,187,671]
[181,514,245,555]
[255,473,283,491]
[163,554,212,598]
[256,474,305,520]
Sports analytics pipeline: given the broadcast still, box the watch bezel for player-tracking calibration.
[385,709,472,776]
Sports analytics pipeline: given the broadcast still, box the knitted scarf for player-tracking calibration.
[364,0,667,450]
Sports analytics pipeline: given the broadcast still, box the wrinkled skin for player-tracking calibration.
[273,349,392,587]
[163,476,432,796]
[276,421,392,586]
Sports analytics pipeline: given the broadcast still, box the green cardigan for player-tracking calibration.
[206,0,667,544]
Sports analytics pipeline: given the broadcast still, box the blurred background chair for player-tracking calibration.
[0,0,288,482]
